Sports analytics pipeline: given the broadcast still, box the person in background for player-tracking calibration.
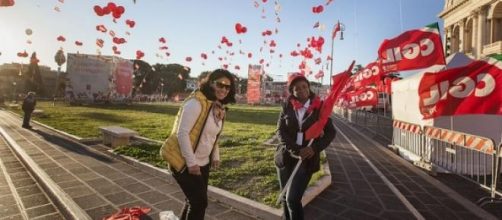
[275,73,336,220]
[160,69,236,220]
[22,92,37,129]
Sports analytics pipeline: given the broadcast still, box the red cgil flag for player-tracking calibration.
[378,22,446,73]
[418,55,502,119]
[305,60,355,140]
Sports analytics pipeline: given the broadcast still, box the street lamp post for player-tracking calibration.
[329,21,345,87]
[12,81,17,103]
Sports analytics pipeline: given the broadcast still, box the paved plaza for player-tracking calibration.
[0,109,500,219]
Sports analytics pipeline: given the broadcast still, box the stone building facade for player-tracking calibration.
[440,0,502,58]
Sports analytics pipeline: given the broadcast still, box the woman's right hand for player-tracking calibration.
[188,165,201,175]
[299,146,315,160]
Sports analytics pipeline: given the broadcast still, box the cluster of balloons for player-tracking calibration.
[93,2,125,19]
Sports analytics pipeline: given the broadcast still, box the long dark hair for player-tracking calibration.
[200,69,236,104]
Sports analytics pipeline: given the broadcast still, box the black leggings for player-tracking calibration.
[172,165,210,220]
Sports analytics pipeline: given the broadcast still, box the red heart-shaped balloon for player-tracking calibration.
[126,19,135,28]
[93,5,104,16]
[116,6,125,14]
[235,23,242,33]
[57,35,66,42]
[102,6,111,15]
[107,2,117,11]
[96,24,107,33]
[136,50,144,59]
[112,11,121,19]
[96,39,104,48]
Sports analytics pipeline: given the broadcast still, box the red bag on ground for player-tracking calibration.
[0,0,14,7]
[102,207,151,220]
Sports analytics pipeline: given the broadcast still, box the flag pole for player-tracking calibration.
[276,139,315,206]
[329,26,335,87]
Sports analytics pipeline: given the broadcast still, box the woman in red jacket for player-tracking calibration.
[275,73,336,220]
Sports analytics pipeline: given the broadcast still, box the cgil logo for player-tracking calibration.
[382,38,435,64]
[350,90,376,103]
[422,73,496,106]
[354,65,380,82]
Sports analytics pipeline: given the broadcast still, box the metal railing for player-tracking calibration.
[333,107,393,141]
[424,126,496,196]
[391,120,424,160]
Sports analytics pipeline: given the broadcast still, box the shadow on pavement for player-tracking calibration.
[32,129,113,163]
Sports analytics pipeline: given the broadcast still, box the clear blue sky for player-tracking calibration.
[0,0,444,83]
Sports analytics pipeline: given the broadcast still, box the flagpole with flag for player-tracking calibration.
[329,21,342,87]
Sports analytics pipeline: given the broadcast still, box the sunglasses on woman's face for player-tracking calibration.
[213,81,231,90]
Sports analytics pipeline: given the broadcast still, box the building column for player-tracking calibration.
[471,11,479,57]
[444,26,450,56]
[477,6,488,57]
[458,20,465,52]
[490,18,495,44]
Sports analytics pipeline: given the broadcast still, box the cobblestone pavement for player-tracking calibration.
[0,110,256,220]
[0,136,64,220]
[304,116,497,220]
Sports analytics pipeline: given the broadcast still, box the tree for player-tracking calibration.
[132,61,190,96]
[132,59,154,95]
[153,64,190,97]
[352,64,363,74]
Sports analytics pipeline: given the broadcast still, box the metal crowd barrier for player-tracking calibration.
[486,142,502,205]
[424,126,497,197]
[333,108,393,141]
[391,120,424,160]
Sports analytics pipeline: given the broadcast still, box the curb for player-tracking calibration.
[4,109,332,219]
[0,127,92,220]
[4,110,282,219]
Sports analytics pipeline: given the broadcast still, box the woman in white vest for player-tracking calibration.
[161,69,236,220]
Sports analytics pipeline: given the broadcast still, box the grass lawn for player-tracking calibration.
[9,101,325,208]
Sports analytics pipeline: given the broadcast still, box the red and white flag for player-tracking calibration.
[332,21,341,39]
[305,60,355,140]
[419,56,502,119]
[352,61,383,88]
[378,22,445,73]
[345,87,378,108]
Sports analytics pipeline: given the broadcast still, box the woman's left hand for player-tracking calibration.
[211,160,221,169]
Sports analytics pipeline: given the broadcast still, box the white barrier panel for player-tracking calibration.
[392,120,424,162]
